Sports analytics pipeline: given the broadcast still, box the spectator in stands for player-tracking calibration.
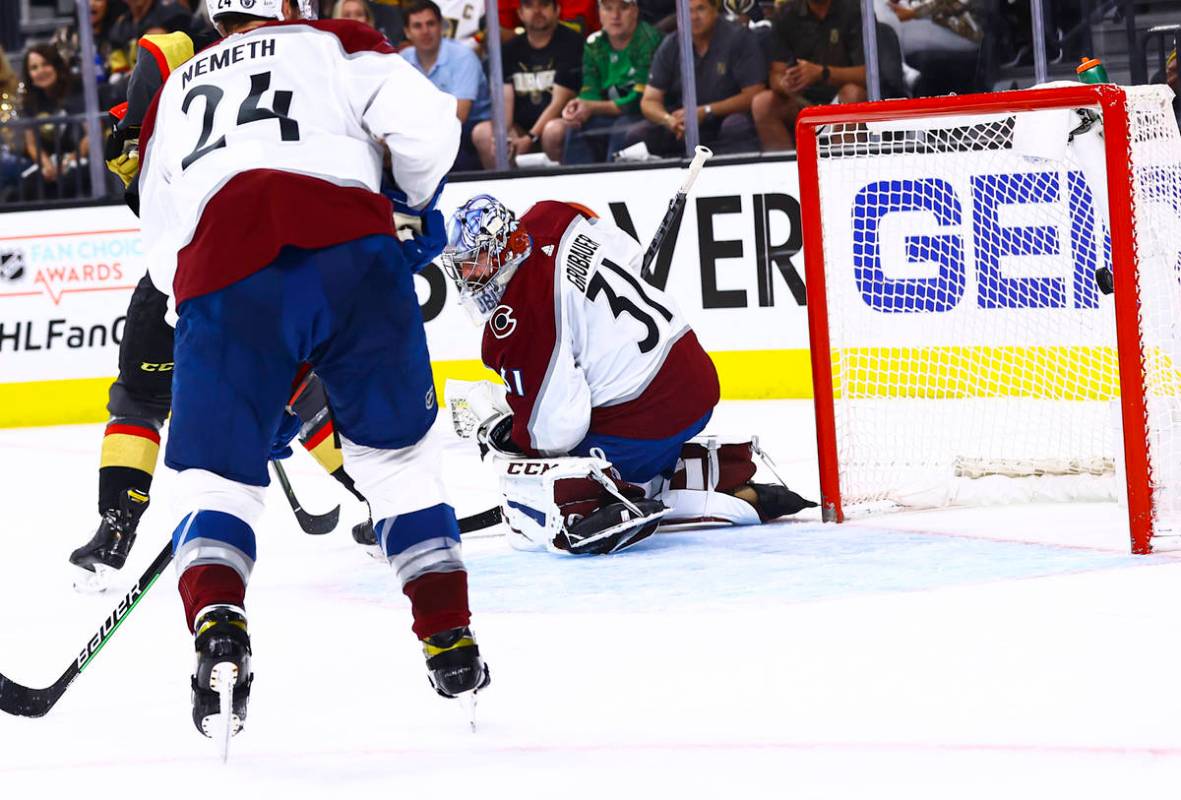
[336,0,406,45]
[495,0,599,40]
[89,0,130,77]
[333,0,378,26]
[885,0,983,96]
[472,0,583,168]
[21,44,90,198]
[629,0,764,157]
[109,0,193,50]
[542,0,661,164]
[401,0,490,170]
[0,47,27,199]
[637,0,675,32]
[750,0,866,152]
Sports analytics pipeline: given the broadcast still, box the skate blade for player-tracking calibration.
[456,691,478,733]
[71,563,115,594]
[202,662,242,763]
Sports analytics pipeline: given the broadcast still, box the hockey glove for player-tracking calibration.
[270,410,303,461]
[476,412,523,460]
[104,103,140,189]
[383,181,447,273]
[400,208,447,274]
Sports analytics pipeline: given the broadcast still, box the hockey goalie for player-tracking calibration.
[440,194,816,555]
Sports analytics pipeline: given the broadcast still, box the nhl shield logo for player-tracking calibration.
[241,0,256,8]
[0,249,24,282]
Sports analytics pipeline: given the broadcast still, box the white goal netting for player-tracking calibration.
[808,85,1181,541]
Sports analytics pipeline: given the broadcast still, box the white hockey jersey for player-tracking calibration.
[138,19,459,305]
[481,201,719,455]
[437,0,484,46]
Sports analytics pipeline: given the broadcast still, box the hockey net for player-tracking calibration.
[797,84,1181,552]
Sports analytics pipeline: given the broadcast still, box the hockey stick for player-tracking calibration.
[0,501,501,718]
[640,145,713,275]
[271,458,341,535]
[459,506,502,533]
[0,540,174,718]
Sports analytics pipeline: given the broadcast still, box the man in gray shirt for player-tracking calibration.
[751,0,867,151]
[627,0,765,157]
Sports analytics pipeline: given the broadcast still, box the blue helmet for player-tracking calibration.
[441,194,532,321]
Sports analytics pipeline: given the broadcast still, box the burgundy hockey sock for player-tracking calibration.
[178,564,246,632]
[403,570,471,639]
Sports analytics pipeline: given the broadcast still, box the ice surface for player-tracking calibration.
[3,401,1181,798]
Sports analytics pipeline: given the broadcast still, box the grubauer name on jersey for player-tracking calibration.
[482,201,720,455]
[138,19,459,307]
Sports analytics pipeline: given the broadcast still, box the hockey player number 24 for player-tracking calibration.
[180,71,300,170]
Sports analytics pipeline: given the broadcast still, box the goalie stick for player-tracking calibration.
[640,145,712,275]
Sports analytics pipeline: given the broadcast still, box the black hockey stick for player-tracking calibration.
[271,458,341,535]
[640,145,713,275]
[459,506,502,533]
[0,540,174,718]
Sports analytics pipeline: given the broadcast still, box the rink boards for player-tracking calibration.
[0,158,813,427]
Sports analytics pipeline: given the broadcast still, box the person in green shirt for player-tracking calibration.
[541,0,664,164]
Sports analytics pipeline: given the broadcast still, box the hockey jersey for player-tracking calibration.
[482,201,720,455]
[138,19,459,306]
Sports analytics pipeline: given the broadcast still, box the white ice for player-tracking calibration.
[3,400,1181,799]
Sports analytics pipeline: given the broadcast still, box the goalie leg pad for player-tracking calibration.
[663,435,817,524]
[497,456,666,555]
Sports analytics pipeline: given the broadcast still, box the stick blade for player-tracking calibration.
[0,673,68,718]
[296,503,340,535]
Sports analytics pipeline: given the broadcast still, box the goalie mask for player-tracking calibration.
[205,0,286,24]
[441,194,532,322]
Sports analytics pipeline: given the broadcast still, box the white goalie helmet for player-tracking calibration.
[441,194,533,322]
[205,0,286,23]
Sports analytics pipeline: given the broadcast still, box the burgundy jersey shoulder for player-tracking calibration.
[268,18,397,54]
[518,200,595,242]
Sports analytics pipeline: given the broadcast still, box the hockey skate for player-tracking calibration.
[69,488,149,592]
[741,482,818,522]
[422,626,490,730]
[191,605,253,760]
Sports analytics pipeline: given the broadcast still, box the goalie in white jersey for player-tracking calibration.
[442,195,816,556]
[138,0,489,744]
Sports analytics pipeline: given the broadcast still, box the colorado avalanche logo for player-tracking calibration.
[490,305,517,339]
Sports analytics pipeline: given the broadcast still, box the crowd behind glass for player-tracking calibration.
[1,0,1178,205]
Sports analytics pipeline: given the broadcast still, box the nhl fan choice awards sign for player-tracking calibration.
[0,160,812,426]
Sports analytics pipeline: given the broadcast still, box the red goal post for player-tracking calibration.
[795,84,1181,554]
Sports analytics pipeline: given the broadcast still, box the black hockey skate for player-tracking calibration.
[191,605,253,754]
[745,482,818,521]
[352,517,377,546]
[423,626,490,699]
[69,488,149,591]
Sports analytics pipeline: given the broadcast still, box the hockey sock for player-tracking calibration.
[172,510,255,632]
[98,418,161,513]
[375,504,470,638]
[179,565,246,632]
[403,571,471,640]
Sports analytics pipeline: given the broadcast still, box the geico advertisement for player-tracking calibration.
[0,160,812,384]
[816,150,1123,348]
[0,205,139,382]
